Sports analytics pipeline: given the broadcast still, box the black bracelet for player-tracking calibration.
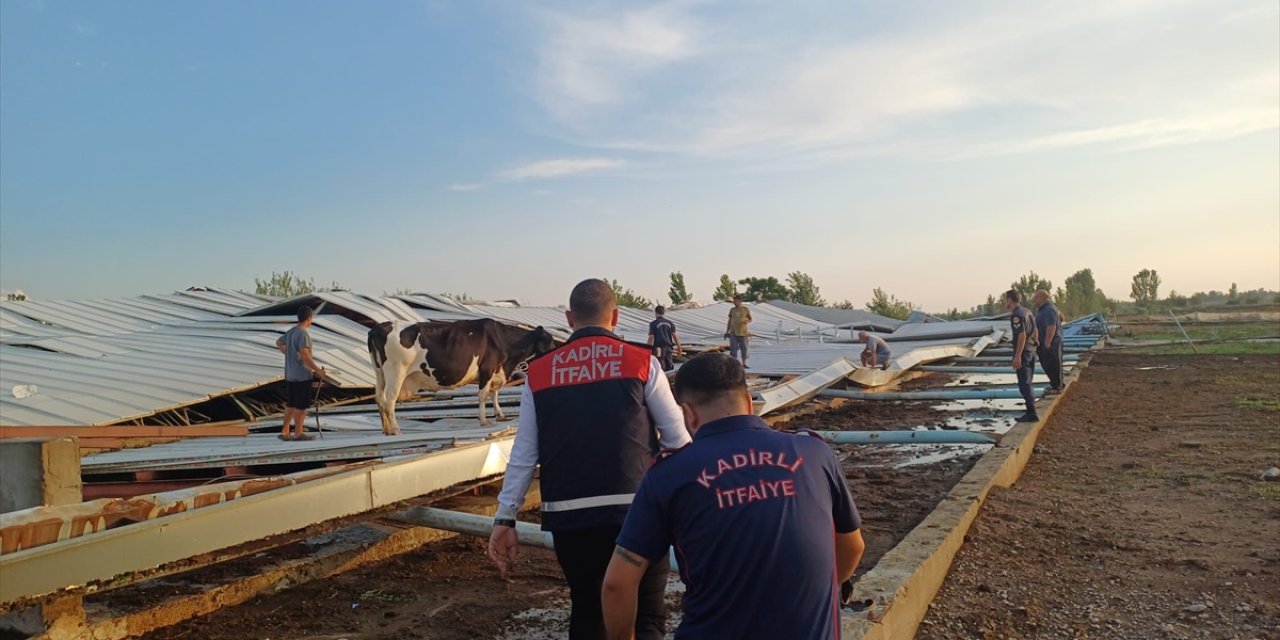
[494,518,516,528]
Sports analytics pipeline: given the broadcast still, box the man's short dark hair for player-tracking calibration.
[674,353,747,406]
[297,306,315,322]
[732,294,742,301]
[569,279,616,322]
[655,305,666,315]
[1003,289,1021,304]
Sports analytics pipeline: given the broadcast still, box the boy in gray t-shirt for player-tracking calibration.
[275,306,324,440]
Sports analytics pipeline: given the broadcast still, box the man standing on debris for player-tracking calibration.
[647,306,682,372]
[1003,289,1039,422]
[1033,289,1065,394]
[275,306,324,441]
[601,353,865,640]
[725,295,752,368]
[489,278,691,640]
[857,331,893,369]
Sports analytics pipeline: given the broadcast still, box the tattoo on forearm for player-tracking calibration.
[614,546,644,567]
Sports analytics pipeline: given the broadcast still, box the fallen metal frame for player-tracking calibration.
[0,437,515,604]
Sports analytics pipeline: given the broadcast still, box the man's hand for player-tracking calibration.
[488,525,520,575]
[1011,358,1019,371]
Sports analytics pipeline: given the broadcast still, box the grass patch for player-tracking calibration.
[1127,342,1280,356]
[1126,467,1231,485]
[1248,483,1280,500]
[1236,396,1280,412]
[1121,322,1280,342]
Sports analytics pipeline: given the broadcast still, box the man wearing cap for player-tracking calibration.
[601,353,865,640]
[647,306,682,372]
[1033,290,1065,394]
[725,295,752,368]
[489,279,691,640]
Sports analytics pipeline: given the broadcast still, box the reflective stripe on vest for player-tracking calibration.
[541,493,636,513]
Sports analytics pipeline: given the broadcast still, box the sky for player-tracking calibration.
[1,0,1277,311]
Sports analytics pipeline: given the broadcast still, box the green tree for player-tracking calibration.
[668,272,692,305]
[785,271,826,307]
[1057,268,1109,318]
[1129,268,1161,305]
[1229,282,1239,299]
[865,287,916,320]
[1010,272,1053,305]
[1166,289,1188,308]
[712,274,739,302]
[605,278,653,309]
[831,299,855,310]
[737,276,790,302]
[440,292,477,303]
[255,271,317,297]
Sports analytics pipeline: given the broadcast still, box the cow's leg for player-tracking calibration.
[492,369,510,421]
[476,371,493,427]
[380,364,409,436]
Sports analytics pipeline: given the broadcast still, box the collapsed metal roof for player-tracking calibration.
[0,289,1019,427]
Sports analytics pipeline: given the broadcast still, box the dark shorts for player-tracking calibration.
[285,380,315,410]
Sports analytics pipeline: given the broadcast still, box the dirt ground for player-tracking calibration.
[139,396,979,639]
[918,353,1280,640]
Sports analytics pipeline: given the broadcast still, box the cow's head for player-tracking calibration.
[524,326,558,358]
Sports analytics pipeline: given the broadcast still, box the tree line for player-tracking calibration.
[250,269,1279,320]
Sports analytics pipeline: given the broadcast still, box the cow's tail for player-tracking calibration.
[367,325,388,399]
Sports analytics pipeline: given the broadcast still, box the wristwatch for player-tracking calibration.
[494,517,516,528]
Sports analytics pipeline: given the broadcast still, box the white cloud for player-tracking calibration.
[535,4,700,117]
[522,0,1280,162]
[447,182,482,192]
[499,157,626,180]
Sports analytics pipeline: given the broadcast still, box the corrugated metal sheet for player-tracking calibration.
[0,288,1054,428]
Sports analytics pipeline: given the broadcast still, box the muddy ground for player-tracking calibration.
[140,395,979,639]
[918,354,1280,640]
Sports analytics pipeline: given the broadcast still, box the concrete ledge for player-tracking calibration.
[842,355,1094,639]
[54,487,540,640]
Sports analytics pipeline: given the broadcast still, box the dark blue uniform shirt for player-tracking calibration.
[616,415,861,640]
[1035,302,1062,347]
[649,317,677,347]
[1009,305,1038,363]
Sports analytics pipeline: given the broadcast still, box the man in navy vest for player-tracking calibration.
[601,353,865,640]
[489,278,691,640]
[1033,289,1065,394]
[647,305,681,372]
[1003,289,1040,422]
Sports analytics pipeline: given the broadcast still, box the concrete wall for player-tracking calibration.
[0,438,81,513]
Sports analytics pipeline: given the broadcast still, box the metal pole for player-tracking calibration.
[397,507,680,570]
[819,387,1041,401]
[919,365,1051,375]
[1169,310,1199,353]
[815,430,995,445]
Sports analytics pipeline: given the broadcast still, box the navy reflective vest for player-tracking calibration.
[526,327,658,531]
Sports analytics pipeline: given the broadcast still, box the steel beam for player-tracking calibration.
[0,438,514,604]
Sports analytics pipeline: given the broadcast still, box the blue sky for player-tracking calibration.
[1,0,1277,310]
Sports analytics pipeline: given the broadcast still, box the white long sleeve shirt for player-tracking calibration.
[494,356,690,521]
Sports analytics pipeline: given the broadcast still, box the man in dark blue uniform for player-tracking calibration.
[1003,289,1040,422]
[489,279,691,640]
[647,306,682,372]
[601,353,865,640]
[1033,289,1065,394]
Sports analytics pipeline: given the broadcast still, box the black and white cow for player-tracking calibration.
[367,319,557,435]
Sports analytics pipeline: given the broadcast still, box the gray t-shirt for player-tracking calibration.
[865,334,891,359]
[282,325,314,382]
